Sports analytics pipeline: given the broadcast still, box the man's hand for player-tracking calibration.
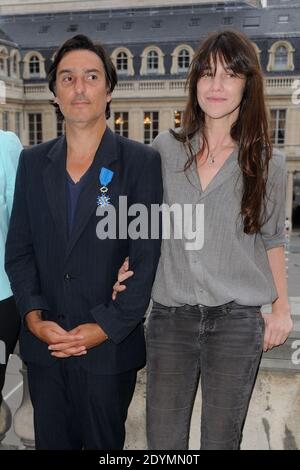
[262,308,293,352]
[26,310,84,350]
[49,323,108,358]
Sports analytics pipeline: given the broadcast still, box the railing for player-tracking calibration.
[266,77,296,88]
[19,76,300,100]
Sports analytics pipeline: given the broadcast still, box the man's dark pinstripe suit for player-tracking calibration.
[5,127,163,448]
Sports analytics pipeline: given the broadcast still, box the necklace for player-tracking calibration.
[207,153,215,164]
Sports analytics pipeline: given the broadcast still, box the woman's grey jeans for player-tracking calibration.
[146,301,264,450]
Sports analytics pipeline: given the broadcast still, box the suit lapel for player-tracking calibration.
[43,136,68,245]
[65,127,119,259]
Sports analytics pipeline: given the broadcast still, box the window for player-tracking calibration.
[39,25,50,34]
[267,40,295,72]
[147,50,159,73]
[29,113,42,145]
[140,46,165,76]
[0,48,8,75]
[174,110,183,129]
[152,20,162,29]
[278,15,289,23]
[15,112,21,137]
[144,112,158,144]
[2,111,8,131]
[116,52,128,72]
[270,109,286,145]
[274,46,288,70]
[223,17,233,25]
[243,17,260,28]
[178,49,190,72]
[112,48,134,76]
[29,55,40,75]
[123,21,133,30]
[189,18,201,27]
[56,115,64,137]
[67,24,78,32]
[171,44,194,75]
[24,51,46,79]
[114,112,128,138]
[12,54,18,75]
[97,23,108,31]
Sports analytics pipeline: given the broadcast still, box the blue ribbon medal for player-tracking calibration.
[97,167,114,207]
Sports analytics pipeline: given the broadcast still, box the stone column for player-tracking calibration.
[0,399,12,443]
[13,362,35,449]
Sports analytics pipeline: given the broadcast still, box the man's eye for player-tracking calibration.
[87,74,98,80]
[62,76,72,82]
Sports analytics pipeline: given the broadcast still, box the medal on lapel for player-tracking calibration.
[97,167,114,207]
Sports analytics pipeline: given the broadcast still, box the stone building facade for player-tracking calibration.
[0,0,300,227]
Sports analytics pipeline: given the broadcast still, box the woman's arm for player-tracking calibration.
[262,246,293,351]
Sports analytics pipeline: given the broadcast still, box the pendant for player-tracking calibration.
[208,154,215,164]
[97,194,111,207]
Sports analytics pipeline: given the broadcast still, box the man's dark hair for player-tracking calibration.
[48,34,117,119]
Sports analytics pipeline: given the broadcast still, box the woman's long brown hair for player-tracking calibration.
[171,30,272,234]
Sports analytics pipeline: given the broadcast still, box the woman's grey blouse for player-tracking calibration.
[151,130,286,307]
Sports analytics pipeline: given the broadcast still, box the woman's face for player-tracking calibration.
[197,56,246,122]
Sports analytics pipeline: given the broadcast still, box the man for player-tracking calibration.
[5,35,162,450]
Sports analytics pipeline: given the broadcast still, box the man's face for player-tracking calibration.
[54,49,111,127]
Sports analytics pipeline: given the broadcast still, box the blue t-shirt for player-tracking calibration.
[66,166,92,237]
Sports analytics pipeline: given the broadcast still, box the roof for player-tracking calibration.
[0,4,299,51]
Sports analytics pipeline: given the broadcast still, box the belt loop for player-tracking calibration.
[171,307,177,314]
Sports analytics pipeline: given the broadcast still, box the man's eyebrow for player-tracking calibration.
[58,68,101,75]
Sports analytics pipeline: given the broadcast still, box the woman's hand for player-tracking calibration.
[262,308,293,352]
[112,257,134,300]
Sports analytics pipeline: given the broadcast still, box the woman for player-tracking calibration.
[0,130,22,410]
[114,30,293,450]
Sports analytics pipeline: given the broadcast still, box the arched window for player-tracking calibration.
[29,55,40,75]
[140,46,165,76]
[23,51,46,79]
[267,41,295,72]
[10,50,21,77]
[12,54,18,74]
[0,47,8,76]
[116,51,128,72]
[178,49,190,72]
[147,50,159,73]
[274,46,288,70]
[170,44,194,75]
[111,47,134,76]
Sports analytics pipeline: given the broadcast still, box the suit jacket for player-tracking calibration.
[5,127,163,374]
